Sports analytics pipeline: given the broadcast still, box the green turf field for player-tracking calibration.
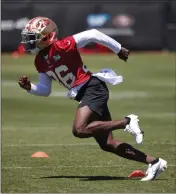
[2,53,176,193]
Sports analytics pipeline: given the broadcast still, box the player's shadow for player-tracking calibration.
[40,175,167,181]
[40,175,130,181]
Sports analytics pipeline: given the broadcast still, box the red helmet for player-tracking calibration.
[21,16,58,52]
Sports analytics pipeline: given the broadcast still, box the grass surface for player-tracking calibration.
[2,53,176,193]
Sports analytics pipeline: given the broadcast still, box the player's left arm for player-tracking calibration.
[73,29,129,62]
[18,73,52,96]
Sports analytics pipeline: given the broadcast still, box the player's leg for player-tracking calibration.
[72,105,97,138]
[73,105,143,144]
[92,108,120,152]
[73,77,143,143]
[94,107,167,181]
[72,105,129,138]
[95,130,167,181]
[95,132,157,164]
[93,106,155,164]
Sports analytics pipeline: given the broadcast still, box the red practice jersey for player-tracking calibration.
[35,36,91,89]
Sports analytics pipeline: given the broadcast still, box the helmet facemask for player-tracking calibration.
[21,30,43,53]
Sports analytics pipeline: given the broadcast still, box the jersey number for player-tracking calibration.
[46,65,75,89]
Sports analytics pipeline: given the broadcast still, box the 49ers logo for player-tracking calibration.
[36,19,50,31]
[25,17,50,31]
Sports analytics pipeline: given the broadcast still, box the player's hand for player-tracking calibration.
[18,76,31,91]
[117,47,130,62]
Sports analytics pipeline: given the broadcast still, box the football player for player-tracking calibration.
[19,17,167,181]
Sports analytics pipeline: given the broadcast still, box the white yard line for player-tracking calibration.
[2,80,150,99]
[2,164,175,169]
[3,143,98,147]
[51,91,150,99]
[2,81,16,86]
[3,142,175,147]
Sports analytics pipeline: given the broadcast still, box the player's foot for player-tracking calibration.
[141,158,167,181]
[124,114,144,144]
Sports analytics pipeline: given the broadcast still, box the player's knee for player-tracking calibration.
[72,127,85,138]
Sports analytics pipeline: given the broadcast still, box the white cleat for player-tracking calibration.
[124,114,144,144]
[141,158,167,181]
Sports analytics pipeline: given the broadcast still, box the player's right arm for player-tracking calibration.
[18,73,52,96]
[73,29,129,62]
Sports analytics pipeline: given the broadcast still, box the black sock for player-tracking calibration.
[150,158,159,165]
[115,143,147,164]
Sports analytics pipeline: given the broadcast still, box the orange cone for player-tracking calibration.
[31,152,49,158]
[11,51,19,58]
[18,44,25,55]
[128,170,145,178]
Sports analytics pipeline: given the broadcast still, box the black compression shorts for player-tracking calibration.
[75,76,110,117]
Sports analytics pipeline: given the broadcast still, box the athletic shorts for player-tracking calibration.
[75,76,110,118]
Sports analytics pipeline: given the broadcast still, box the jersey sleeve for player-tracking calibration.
[28,73,52,96]
[73,29,121,54]
[54,36,77,53]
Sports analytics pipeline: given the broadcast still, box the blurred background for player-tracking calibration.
[1,0,176,52]
[2,0,176,193]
